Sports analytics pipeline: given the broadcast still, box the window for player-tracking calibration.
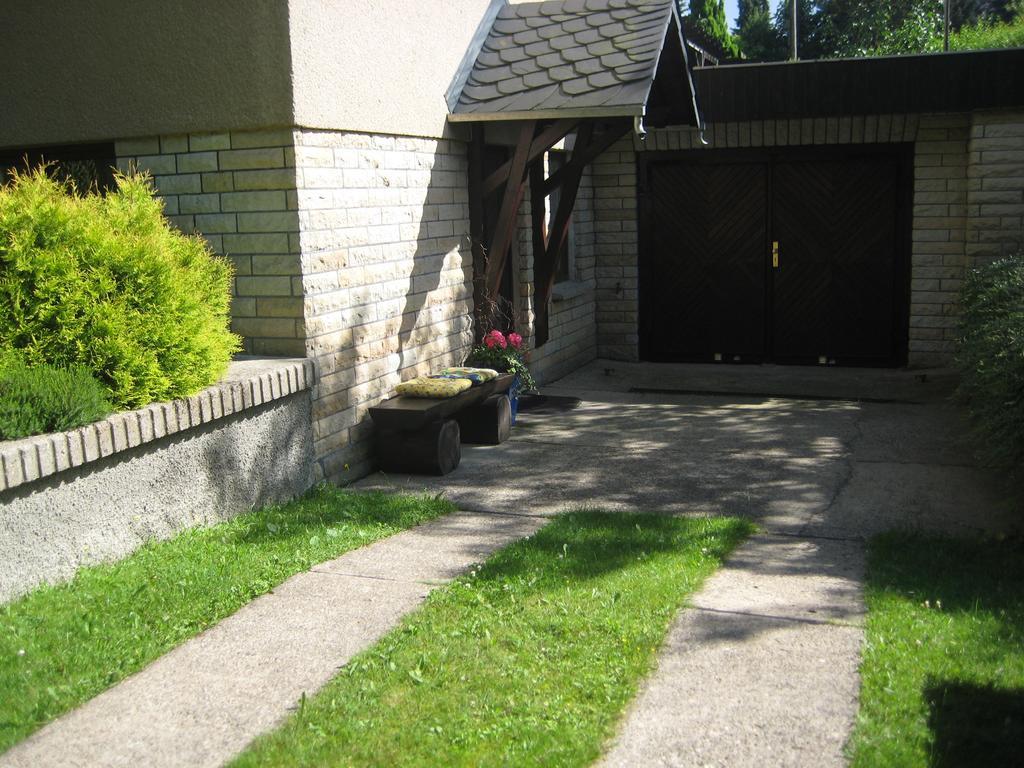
[0,143,117,193]
[546,150,575,283]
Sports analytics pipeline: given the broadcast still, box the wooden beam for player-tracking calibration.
[467,125,487,341]
[484,120,536,301]
[533,122,594,346]
[482,118,579,198]
[540,120,631,197]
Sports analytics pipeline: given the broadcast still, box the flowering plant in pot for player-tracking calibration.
[466,330,536,422]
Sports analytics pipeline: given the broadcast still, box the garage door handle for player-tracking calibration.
[772,241,780,268]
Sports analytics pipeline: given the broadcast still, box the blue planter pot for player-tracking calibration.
[509,374,521,425]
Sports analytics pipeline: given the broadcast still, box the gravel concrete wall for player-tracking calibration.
[0,371,315,605]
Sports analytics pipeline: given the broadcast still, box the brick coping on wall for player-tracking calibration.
[0,356,314,494]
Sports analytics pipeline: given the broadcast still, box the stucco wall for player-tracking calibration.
[0,1,293,149]
[0,359,315,604]
[288,0,493,141]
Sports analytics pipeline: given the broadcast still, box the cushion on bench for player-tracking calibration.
[395,376,473,399]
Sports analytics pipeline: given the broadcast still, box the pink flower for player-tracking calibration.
[485,330,507,349]
[508,332,523,349]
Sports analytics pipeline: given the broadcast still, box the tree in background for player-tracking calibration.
[814,0,942,56]
[735,0,784,60]
[738,0,1020,61]
[684,0,741,58]
[774,0,822,59]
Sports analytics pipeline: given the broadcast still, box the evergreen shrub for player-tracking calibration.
[0,169,240,411]
[0,351,111,440]
[956,253,1024,474]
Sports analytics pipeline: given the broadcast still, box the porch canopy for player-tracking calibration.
[446,0,701,344]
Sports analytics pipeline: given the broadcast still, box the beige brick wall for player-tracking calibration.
[592,137,641,361]
[293,130,473,483]
[115,128,305,357]
[909,115,969,367]
[586,111,1021,368]
[967,111,1024,265]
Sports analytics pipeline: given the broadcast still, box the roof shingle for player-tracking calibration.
[450,0,677,120]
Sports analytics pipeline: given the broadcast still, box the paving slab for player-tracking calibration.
[355,392,854,533]
[0,511,544,768]
[599,534,865,768]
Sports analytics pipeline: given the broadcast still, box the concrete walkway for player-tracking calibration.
[355,359,1018,767]
[600,534,864,768]
[0,511,544,768]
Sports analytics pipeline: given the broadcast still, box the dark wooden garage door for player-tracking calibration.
[639,147,910,367]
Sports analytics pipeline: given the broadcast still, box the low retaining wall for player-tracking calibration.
[0,357,316,604]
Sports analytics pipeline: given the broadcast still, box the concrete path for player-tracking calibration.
[600,534,864,768]
[354,359,1018,767]
[0,511,544,768]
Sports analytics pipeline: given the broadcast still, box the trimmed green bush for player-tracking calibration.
[0,168,240,410]
[955,253,1024,473]
[0,351,111,440]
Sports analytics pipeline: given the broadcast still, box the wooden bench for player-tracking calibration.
[368,374,514,475]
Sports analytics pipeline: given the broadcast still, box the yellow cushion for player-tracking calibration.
[395,376,473,399]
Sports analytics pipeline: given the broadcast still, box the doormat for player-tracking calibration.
[628,387,922,405]
[516,394,582,414]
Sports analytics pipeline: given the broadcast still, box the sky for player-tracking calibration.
[723,0,784,30]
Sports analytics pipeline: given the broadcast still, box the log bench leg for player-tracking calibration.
[374,419,461,476]
[456,394,511,445]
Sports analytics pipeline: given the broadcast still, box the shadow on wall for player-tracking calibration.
[310,139,475,482]
[195,398,314,521]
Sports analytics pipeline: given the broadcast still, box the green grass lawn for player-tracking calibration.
[849,532,1024,767]
[233,510,753,768]
[0,486,452,752]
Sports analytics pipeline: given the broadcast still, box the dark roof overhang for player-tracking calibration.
[693,48,1024,123]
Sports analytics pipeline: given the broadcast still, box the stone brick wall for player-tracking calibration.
[591,137,640,361]
[118,127,475,484]
[909,115,969,366]
[967,111,1024,264]
[115,129,305,357]
[293,130,474,483]
[585,111,1024,368]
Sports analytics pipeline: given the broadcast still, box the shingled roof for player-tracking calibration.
[447,0,699,125]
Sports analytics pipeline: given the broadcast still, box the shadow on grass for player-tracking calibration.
[926,682,1024,768]
[870,531,1024,620]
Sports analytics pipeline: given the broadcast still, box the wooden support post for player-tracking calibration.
[484,120,536,301]
[467,125,487,340]
[533,120,631,346]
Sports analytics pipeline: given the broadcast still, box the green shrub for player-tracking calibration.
[0,352,111,440]
[0,168,240,410]
[955,253,1024,473]
[939,14,1024,51]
